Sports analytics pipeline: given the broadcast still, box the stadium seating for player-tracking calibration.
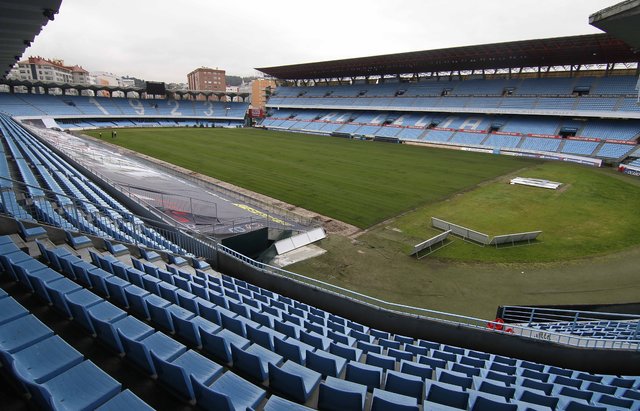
[2,195,640,410]
[0,93,249,129]
[261,74,640,161]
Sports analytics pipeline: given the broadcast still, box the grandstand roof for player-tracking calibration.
[256,34,639,80]
[590,0,640,49]
[0,0,62,79]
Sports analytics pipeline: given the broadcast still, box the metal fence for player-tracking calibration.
[0,176,218,260]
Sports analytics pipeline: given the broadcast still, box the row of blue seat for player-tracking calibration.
[273,76,639,99]
[63,236,640,410]
[0,93,249,119]
[0,238,152,409]
[1,234,320,411]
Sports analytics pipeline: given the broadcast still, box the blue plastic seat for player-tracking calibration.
[104,275,131,309]
[305,348,347,378]
[482,369,517,386]
[142,274,162,295]
[263,395,315,410]
[516,388,559,409]
[148,300,193,334]
[469,393,517,411]
[378,338,402,350]
[432,349,458,363]
[246,323,286,351]
[158,282,179,304]
[171,312,220,348]
[9,255,49,291]
[90,310,153,354]
[201,328,250,363]
[451,362,481,378]
[517,376,554,395]
[9,335,83,385]
[274,335,315,365]
[371,388,419,411]
[230,343,283,382]
[489,361,517,375]
[519,368,550,382]
[594,393,636,409]
[15,360,121,411]
[17,221,47,241]
[0,296,28,326]
[345,360,383,391]
[0,314,53,355]
[366,352,396,371]
[318,376,367,411]
[300,329,332,351]
[387,348,414,362]
[88,268,115,297]
[95,389,154,411]
[474,378,516,401]
[71,260,97,287]
[27,267,66,304]
[192,370,266,411]
[268,360,321,403]
[139,247,162,262]
[555,386,594,404]
[105,239,129,256]
[385,370,424,401]
[329,341,363,362]
[327,329,356,346]
[563,401,607,411]
[150,349,223,402]
[168,253,188,267]
[123,286,152,319]
[118,330,187,377]
[66,231,93,249]
[399,359,433,380]
[437,369,474,390]
[416,354,446,370]
[64,289,104,334]
[424,381,469,410]
[43,277,82,317]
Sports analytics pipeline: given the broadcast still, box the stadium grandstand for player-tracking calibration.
[0,0,639,410]
[257,33,640,168]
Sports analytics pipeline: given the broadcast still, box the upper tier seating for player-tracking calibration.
[0,93,249,121]
[267,75,640,116]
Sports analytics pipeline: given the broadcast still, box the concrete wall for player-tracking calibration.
[218,251,640,375]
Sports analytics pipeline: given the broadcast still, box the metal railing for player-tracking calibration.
[0,176,217,260]
[502,305,640,340]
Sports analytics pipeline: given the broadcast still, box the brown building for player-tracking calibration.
[187,67,226,93]
[251,78,277,110]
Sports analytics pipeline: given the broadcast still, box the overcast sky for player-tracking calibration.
[23,0,620,83]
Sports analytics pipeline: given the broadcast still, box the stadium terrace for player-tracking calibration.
[0,0,639,410]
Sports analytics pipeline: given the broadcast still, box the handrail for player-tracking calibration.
[0,175,217,260]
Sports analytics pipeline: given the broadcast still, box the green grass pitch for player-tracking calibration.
[86,127,640,262]
[85,127,640,317]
